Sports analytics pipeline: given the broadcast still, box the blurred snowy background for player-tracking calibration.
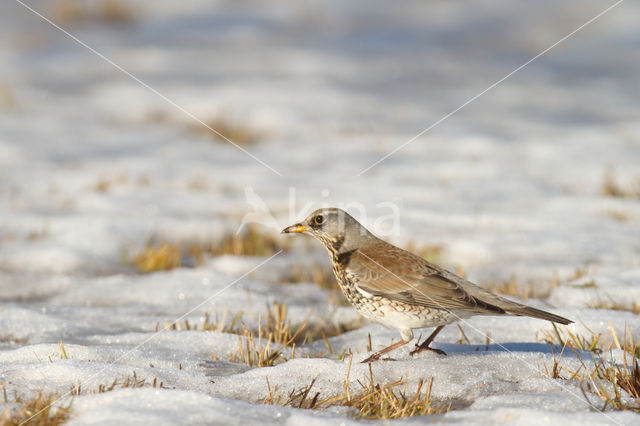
[0,0,639,424]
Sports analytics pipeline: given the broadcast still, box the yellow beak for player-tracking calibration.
[281,224,308,233]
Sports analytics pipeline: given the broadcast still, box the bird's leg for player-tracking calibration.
[361,339,408,363]
[410,325,447,356]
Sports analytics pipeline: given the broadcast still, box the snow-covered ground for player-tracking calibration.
[1,0,639,424]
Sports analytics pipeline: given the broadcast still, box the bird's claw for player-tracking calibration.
[361,354,380,363]
[361,354,397,363]
[409,346,447,357]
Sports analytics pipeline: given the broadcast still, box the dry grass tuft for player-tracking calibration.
[93,177,113,193]
[224,332,285,367]
[586,299,640,315]
[167,302,359,367]
[145,110,266,145]
[580,330,640,412]
[484,278,533,301]
[186,116,265,145]
[132,226,288,272]
[601,170,640,199]
[96,0,134,22]
[282,261,349,306]
[283,262,337,291]
[97,371,146,392]
[483,267,596,301]
[571,265,591,281]
[1,392,72,426]
[92,174,129,193]
[163,309,245,334]
[213,303,307,367]
[571,280,597,289]
[538,323,615,354]
[1,373,164,424]
[542,343,573,380]
[52,0,136,25]
[133,242,182,272]
[69,371,166,398]
[0,82,16,112]
[607,209,633,222]
[541,326,640,412]
[483,274,562,301]
[265,359,452,419]
[586,353,640,412]
[97,371,164,394]
[204,226,286,257]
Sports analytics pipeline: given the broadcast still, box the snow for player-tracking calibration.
[1,0,640,424]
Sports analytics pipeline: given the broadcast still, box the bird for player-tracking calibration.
[282,207,572,363]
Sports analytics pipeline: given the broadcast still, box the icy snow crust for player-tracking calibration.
[1,0,640,424]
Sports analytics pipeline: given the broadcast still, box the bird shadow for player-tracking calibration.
[430,341,587,359]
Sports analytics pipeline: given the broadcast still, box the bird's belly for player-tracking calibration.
[355,297,460,329]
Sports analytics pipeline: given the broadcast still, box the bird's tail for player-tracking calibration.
[509,305,572,325]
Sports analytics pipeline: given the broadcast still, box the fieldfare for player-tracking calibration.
[283,208,572,363]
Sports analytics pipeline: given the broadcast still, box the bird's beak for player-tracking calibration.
[281,223,308,234]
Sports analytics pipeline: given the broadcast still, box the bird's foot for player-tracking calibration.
[361,353,397,363]
[410,344,447,357]
[361,353,381,363]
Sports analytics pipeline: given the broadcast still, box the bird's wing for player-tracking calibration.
[349,242,505,314]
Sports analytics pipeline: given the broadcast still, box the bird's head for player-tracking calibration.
[282,208,373,254]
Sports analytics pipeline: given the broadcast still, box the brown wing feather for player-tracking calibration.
[350,241,505,314]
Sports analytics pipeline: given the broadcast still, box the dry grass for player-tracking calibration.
[607,209,633,222]
[541,343,573,380]
[265,358,453,419]
[571,280,597,289]
[538,322,640,356]
[584,351,640,412]
[587,299,640,315]
[92,174,130,193]
[163,309,245,334]
[0,371,167,424]
[204,226,286,257]
[282,262,349,306]
[133,242,182,272]
[1,391,72,426]
[0,82,16,112]
[93,177,113,193]
[484,277,534,301]
[166,302,359,367]
[483,273,563,301]
[70,371,165,396]
[541,325,640,412]
[2,373,166,426]
[283,262,337,291]
[539,323,607,354]
[215,303,308,367]
[601,170,640,199]
[52,0,136,25]
[186,175,209,191]
[223,331,286,368]
[186,116,265,145]
[483,267,596,301]
[571,265,591,281]
[27,220,52,241]
[132,226,288,272]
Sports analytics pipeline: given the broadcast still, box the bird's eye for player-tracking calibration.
[314,215,325,225]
